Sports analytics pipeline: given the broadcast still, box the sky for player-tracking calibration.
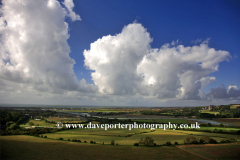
[0,0,240,107]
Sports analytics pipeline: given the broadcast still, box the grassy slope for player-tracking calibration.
[0,135,205,160]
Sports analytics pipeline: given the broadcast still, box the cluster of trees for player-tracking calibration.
[133,137,156,146]
[71,139,81,142]
[134,137,179,146]
[58,138,96,144]
[141,107,202,117]
[133,136,237,147]
[111,140,115,145]
[96,118,121,124]
[196,110,240,118]
[195,105,240,118]
[0,110,30,129]
[6,121,21,130]
[179,127,240,135]
[45,120,56,124]
[183,136,236,144]
[141,105,240,118]
[0,109,59,130]
[31,134,47,138]
[0,126,65,136]
[139,137,155,146]
[165,141,176,146]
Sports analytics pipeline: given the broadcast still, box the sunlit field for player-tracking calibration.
[198,110,220,115]
[42,128,240,146]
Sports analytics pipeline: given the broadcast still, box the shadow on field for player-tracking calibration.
[0,135,205,160]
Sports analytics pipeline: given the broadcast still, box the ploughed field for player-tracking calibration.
[183,144,240,160]
[214,118,240,126]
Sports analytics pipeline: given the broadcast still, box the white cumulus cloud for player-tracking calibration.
[84,23,152,95]
[84,22,231,100]
[0,0,96,94]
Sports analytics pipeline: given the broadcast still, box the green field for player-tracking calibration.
[199,110,220,115]
[42,127,240,146]
[0,135,206,160]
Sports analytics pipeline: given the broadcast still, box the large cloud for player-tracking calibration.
[0,0,96,93]
[138,43,230,100]
[84,23,231,100]
[208,85,240,99]
[84,23,152,95]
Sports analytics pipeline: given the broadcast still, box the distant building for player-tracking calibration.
[209,105,214,111]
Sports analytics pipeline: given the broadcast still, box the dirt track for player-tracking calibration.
[176,145,212,160]
[176,143,240,160]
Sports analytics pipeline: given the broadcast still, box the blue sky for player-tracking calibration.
[0,0,239,106]
[68,0,240,88]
